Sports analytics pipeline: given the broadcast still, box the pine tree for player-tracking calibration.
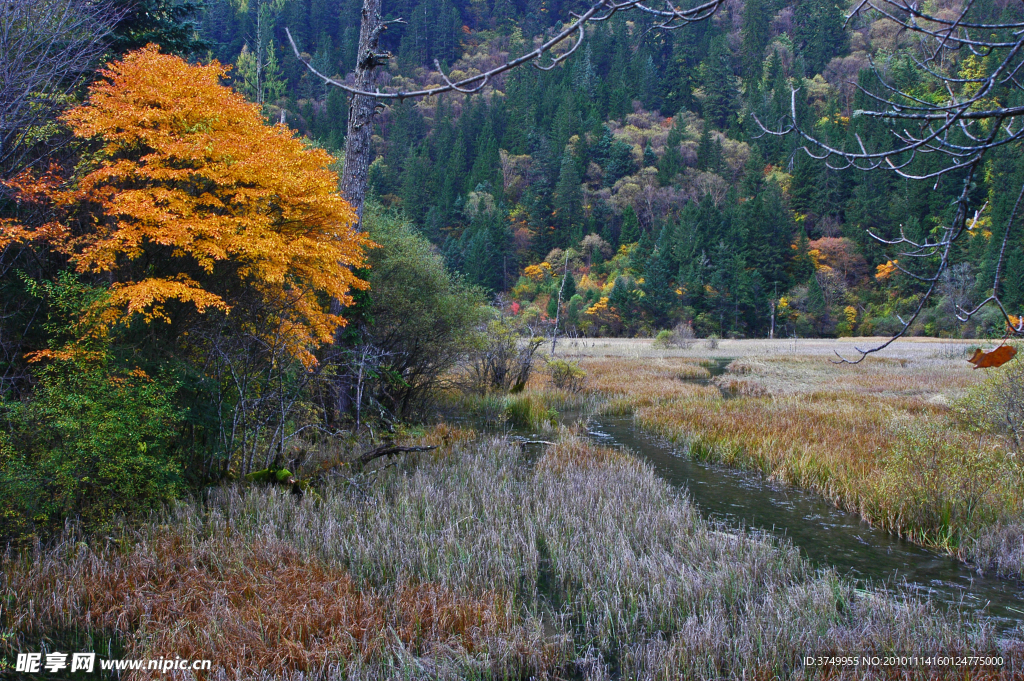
[642,248,674,326]
[740,0,771,81]
[658,115,686,185]
[794,0,849,74]
[699,36,738,128]
[643,142,658,169]
[554,152,584,236]
[696,124,722,172]
[620,206,641,244]
[791,229,816,283]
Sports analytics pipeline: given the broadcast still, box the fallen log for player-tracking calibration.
[356,444,438,466]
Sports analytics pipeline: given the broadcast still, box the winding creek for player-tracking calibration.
[516,356,1024,634]
[586,414,1024,633]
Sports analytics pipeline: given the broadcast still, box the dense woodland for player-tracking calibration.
[2,0,1023,538]
[203,0,1024,339]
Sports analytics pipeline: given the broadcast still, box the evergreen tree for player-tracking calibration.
[696,124,722,172]
[794,0,849,74]
[643,142,658,169]
[642,243,675,326]
[620,206,641,244]
[658,115,686,185]
[790,229,816,283]
[110,0,206,56]
[740,0,771,81]
[699,36,738,128]
[1004,249,1024,312]
[554,152,584,237]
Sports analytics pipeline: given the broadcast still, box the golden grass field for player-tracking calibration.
[547,337,1024,569]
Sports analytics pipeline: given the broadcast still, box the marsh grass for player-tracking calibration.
[3,433,1007,679]
[563,344,1024,571]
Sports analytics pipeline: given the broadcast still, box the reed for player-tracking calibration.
[2,433,1005,679]
[568,345,1024,572]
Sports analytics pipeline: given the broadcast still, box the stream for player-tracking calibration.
[586,414,1024,633]
[515,357,1024,634]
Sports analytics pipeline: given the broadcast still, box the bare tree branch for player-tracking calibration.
[754,0,1024,358]
[0,0,118,178]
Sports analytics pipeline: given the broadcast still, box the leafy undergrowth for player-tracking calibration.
[575,353,1024,573]
[3,433,1015,679]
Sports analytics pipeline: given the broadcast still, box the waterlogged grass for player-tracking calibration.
[441,388,605,431]
[565,345,1024,573]
[2,433,1007,679]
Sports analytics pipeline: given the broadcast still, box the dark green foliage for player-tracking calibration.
[793,0,848,74]
[0,276,182,541]
[620,206,641,244]
[658,117,686,185]
[360,205,487,417]
[641,247,675,326]
[740,0,771,81]
[110,0,206,57]
[699,36,738,128]
[554,152,584,232]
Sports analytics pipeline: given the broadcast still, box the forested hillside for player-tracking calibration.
[202,0,1023,339]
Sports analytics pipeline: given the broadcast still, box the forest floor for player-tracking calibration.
[542,336,1024,576]
[4,429,1016,679]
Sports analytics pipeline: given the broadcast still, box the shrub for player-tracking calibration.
[464,317,543,394]
[652,330,673,348]
[956,355,1024,450]
[0,276,183,541]
[1,359,183,538]
[670,321,697,348]
[360,205,487,418]
[548,359,585,392]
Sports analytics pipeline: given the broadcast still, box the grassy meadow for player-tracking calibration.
[3,429,1014,680]
[543,337,1024,575]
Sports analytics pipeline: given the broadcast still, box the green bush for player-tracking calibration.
[360,204,487,418]
[0,276,183,541]
[548,359,586,392]
[652,330,672,348]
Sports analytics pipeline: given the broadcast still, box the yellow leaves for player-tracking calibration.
[808,248,831,273]
[585,296,610,316]
[524,262,553,281]
[875,260,900,280]
[778,296,789,310]
[108,276,230,324]
[8,45,371,368]
[844,305,857,325]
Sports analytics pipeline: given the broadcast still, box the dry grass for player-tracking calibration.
[5,534,510,678]
[4,432,1010,679]
[558,340,1024,568]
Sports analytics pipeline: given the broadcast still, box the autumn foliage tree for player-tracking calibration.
[0,47,373,524]
[2,45,371,368]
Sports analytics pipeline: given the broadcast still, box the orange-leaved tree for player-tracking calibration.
[1,45,371,367]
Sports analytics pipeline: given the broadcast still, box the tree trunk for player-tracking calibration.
[340,0,386,225]
[329,0,390,423]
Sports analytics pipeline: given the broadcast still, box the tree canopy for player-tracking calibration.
[1,45,371,367]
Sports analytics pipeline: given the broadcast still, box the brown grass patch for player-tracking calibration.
[5,532,512,678]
